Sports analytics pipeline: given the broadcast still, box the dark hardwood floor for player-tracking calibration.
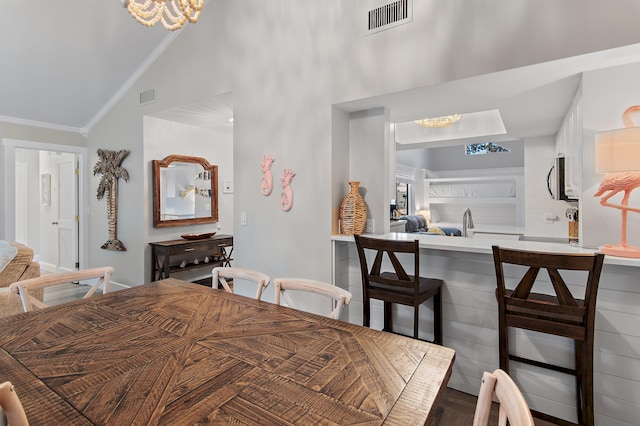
[435,387,557,425]
[42,281,101,306]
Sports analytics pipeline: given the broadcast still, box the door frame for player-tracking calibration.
[3,139,88,270]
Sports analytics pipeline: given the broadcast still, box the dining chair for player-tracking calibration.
[212,267,270,300]
[273,278,352,320]
[0,381,28,426]
[472,369,534,426]
[354,234,443,343]
[492,245,604,426]
[9,266,114,312]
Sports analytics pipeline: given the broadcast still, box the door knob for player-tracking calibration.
[51,221,59,225]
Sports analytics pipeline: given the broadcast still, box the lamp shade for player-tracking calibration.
[595,127,640,173]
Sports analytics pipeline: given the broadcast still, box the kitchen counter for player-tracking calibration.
[332,233,640,425]
[332,232,640,268]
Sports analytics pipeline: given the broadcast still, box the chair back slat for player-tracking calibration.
[548,268,579,307]
[510,267,539,299]
[212,267,270,300]
[495,248,598,271]
[274,278,352,320]
[493,245,604,332]
[9,267,114,312]
[371,251,384,276]
[355,235,420,292]
[506,297,586,318]
[388,252,411,281]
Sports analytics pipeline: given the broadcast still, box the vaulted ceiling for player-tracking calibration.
[4,2,640,143]
[0,1,171,133]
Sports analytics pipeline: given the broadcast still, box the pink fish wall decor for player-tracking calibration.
[280,169,296,211]
[261,155,275,196]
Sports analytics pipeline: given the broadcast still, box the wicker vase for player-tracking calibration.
[339,181,367,235]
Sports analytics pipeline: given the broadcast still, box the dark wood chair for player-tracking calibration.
[492,245,605,426]
[354,235,442,343]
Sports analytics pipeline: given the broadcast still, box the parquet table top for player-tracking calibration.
[0,279,455,425]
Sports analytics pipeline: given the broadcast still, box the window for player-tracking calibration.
[465,142,510,155]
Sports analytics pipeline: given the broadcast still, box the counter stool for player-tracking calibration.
[492,245,604,426]
[354,235,442,344]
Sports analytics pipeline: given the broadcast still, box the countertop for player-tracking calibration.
[332,233,640,268]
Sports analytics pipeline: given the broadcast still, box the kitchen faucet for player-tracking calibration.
[462,208,474,237]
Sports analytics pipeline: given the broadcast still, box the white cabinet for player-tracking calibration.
[555,85,582,199]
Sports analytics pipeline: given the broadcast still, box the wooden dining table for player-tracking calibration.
[0,278,455,425]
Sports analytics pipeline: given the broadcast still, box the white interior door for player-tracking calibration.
[55,156,79,272]
[14,162,28,244]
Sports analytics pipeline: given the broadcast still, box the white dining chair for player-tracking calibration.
[472,368,534,426]
[211,267,270,300]
[9,266,114,312]
[0,381,28,426]
[274,278,352,320]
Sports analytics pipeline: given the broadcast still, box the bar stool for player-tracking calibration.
[492,245,605,426]
[354,235,442,344]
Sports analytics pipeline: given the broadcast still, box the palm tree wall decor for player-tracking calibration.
[93,149,130,251]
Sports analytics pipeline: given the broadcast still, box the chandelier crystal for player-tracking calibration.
[121,0,205,31]
[415,114,462,128]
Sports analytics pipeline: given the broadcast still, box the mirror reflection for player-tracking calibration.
[153,155,218,227]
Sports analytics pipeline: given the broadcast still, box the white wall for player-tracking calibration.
[348,108,391,234]
[1,125,85,242]
[14,148,40,250]
[81,0,640,291]
[581,61,640,250]
[524,136,577,238]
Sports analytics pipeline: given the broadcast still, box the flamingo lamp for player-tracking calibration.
[594,105,640,257]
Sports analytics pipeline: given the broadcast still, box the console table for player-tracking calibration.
[150,235,233,283]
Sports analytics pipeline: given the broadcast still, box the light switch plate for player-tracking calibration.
[223,181,233,193]
[365,219,375,233]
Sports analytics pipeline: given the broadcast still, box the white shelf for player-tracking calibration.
[425,174,524,227]
[427,197,517,205]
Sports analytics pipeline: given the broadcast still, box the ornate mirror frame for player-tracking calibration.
[153,154,218,227]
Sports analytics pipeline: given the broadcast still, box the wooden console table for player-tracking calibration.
[150,235,233,282]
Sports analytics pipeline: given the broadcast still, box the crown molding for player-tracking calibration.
[0,114,87,134]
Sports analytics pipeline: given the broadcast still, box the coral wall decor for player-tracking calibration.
[280,169,296,211]
[261,155,275,195]
[93,149,130,251]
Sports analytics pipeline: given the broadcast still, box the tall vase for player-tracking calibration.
[339,181,367,235]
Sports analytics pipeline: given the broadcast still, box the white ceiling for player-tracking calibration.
[0,1,171,132]
[338,44,640,149]
[3,3,640,143]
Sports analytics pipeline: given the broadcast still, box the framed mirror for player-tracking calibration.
[153,154,218,227]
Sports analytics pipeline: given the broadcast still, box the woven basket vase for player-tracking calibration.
[339,181,367,235]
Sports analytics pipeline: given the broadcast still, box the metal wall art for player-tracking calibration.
[93,149,130,251]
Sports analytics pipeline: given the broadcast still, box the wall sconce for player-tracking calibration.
[594,105,640,257]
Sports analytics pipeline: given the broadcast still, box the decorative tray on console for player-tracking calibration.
[180,232,217,240]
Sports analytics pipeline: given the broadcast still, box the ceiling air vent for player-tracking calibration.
[140,89,156,105]
[366,0,412,34]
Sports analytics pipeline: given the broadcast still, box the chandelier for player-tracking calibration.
[415,114,462,128]
[121,0,205,31]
